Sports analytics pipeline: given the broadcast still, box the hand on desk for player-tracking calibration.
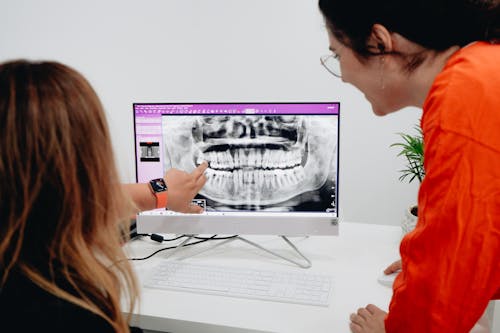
[377,259,402,287]
[349,304,387,333]
[384,260,402,275]
[164,161,208,213]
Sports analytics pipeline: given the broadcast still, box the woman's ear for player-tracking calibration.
[367,23,394,54]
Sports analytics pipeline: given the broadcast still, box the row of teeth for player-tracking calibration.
[204,166,306,191]
[197,149,302,170]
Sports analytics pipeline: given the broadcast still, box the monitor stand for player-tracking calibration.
[163,235,312,269]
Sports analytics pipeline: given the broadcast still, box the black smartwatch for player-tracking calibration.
[149,178,168,208]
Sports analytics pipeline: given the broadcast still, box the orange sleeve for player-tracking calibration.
[385,43,500,332]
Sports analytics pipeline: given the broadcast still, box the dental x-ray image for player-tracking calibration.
[162,114,338,212]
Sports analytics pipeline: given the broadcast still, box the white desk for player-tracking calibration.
[123,222,402,333]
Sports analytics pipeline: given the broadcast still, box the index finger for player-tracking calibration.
[195,173,207,190]
[191,161,209,178]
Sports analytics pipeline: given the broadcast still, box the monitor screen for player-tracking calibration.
[134,102,339,236]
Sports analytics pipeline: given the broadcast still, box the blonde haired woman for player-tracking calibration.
[0,60,152,332]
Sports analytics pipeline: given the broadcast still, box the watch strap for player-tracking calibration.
[155,191,168,209]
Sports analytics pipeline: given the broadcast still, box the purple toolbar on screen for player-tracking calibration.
[134,103,339,116]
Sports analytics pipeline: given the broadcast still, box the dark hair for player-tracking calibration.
[319,0,500,55]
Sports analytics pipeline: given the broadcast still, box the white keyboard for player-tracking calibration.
[144,261,334,307]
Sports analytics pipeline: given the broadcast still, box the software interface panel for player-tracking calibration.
[134,103,339,215]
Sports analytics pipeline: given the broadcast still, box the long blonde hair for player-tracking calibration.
[0,60,138,332]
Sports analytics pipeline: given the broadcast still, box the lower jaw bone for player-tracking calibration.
[201,166,305,205]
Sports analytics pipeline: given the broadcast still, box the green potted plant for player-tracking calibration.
[391,125,425,233]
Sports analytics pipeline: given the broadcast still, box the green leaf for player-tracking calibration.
[391,124,425,184]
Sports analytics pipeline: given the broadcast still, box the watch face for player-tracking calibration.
[150,178,167,192]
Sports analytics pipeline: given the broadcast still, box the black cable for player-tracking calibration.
[130,233,185,243]
[128,234,238,261]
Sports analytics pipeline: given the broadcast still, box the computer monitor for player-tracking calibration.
[134,102,339,236]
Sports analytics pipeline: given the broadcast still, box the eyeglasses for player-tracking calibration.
[320,53,342,78]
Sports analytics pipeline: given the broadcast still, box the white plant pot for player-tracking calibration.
[401,205,418,235]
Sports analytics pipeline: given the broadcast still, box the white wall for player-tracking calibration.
[0,0,421,226]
